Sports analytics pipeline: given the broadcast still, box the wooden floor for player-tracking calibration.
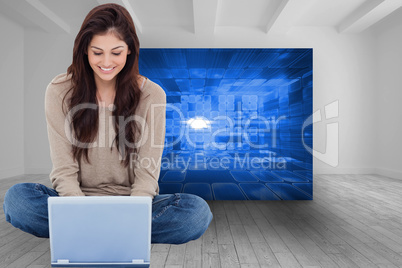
[1,174,402,268]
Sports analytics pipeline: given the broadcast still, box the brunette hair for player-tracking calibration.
[64,3,141,167]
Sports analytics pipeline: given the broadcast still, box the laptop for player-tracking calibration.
[48,196,152,267]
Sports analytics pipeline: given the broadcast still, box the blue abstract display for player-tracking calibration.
[139,48,312,200]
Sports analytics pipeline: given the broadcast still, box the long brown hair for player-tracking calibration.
[64,3,141,167]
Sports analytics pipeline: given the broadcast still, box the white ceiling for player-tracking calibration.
[1,0,401,35]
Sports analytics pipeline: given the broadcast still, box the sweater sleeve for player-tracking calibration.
[130,88,166,198]
[45,82,85,196]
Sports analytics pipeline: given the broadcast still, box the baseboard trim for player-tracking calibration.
[0,167,25,180]
[314,167,376,174]
[373,167,402,180]
[24,167,51,174]
[314,167,402,180]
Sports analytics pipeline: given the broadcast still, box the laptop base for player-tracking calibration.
[51,262,150,267]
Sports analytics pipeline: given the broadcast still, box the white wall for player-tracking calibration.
[371,8,402,179]
[24,31,73,174]
[20,26,377,176]
[0,15,25,179]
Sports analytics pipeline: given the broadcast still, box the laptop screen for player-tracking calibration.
[48,196,151,267]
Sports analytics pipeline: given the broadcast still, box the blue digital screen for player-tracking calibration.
[139,48,312,200]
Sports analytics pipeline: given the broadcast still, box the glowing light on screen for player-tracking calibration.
[187,117,210,129]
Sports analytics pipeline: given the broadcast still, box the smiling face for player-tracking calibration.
[87,31,131,86]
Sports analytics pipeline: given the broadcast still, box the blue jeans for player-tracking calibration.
[3,183,212,244]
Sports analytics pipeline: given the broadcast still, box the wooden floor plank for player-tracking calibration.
[243,224,265,244]
[152,244,171,253]
[223,201,242,225]
[184,238,202,268]
[28,250,50,266]
[250,242,281,268]
[285,221,339,268]
[349,243,396,266]
[234,202,256,226]
[150,251,169,268]
[215,214,234,245]
[243,201,266,221]
[274,252,302,268]
[165,244,186,267]
[335,243,378,268]
[240,264,261,268]
[254,218,290,254]
[202,218,218,254]
[0,238,44,268]
[273,225,320,267]
[234,243,259,265]
[293,219,340,254]
[218,244,240,268]
[4,251,46,268]
[202,253,220,268]
[0,229,26,249]
[229,224,250,245]
[327,253,360,268]
[212,201,225,215]
[366,242,402,267]
[29,239,49,252]
[0,233,34,259]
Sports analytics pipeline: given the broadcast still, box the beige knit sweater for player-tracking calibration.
[45,73,166,198]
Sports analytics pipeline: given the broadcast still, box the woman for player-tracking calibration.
[3,3,212,244]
